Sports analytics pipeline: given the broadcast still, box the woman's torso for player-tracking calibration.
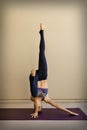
[38,80,48,89]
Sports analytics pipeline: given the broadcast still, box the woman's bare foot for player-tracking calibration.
[69,111,79,116]
[40,23,45,30]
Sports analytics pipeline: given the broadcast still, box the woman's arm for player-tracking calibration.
[30,97,39,118]
[29,70,38,97]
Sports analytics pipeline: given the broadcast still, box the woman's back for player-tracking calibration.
[38,80,48,88]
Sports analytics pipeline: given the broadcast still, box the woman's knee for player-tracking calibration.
[44,98,50,103]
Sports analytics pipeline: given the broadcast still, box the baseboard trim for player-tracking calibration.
[0,99,87,103]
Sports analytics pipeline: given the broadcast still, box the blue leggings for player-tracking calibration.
[36,30,48,80]
[29,30,48,97]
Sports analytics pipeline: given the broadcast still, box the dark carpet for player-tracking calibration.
[0,108,87,120]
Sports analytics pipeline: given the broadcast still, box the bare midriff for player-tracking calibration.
[38,80,48,89]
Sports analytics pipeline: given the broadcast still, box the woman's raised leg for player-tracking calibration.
[37,23,48,80]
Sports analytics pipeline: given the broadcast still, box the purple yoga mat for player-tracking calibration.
[0,108,87,120]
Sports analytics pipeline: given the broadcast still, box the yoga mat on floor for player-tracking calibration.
[0,108,87,120]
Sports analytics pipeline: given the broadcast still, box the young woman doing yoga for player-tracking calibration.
[29,23,78,118]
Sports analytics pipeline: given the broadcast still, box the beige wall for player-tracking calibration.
[0,1,87,101]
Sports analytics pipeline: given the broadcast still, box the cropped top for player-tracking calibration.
[29,73,48,98]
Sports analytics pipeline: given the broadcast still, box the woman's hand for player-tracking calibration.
[30,112,38,118]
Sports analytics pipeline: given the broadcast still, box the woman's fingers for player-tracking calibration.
[30,113,38,118]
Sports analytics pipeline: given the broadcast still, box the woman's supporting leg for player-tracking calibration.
[37,24,48,80]
[44,96,79,116]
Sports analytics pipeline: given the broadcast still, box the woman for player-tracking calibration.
[29,23,78,118]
